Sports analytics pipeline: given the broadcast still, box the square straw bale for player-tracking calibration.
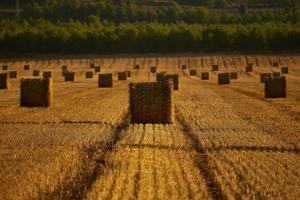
[0,73,9,89]
[129,81,173,124]
[9,71,17,79]
[260,73,272,83]
[245,64,253,72]
[201,72,209,80]
[33,70,40,77]
[86,71,94,79]
[98,73,113,88]
[218,73,230,85]
[181,64,187,70]
[230,72,238,79]
[95,66,101,73]
[272,62,280,67]
[126,71,131,78]
[90,63,95,68]
[190,69,197,76]
[64,72,75,82]
[43,71,52,79]
[62,65,68,71]
[2,65,8,70]
[24,65,30,70]
[134,64,140,70]
[265,77,286,98]
[150,66,157,73]
[118,72,127,81]
[212,64,219,71]
[281,67,289,74]
[156,72,179,90]
[20,78,53,107]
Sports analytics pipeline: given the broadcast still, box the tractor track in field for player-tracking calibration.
[40,112,130,200]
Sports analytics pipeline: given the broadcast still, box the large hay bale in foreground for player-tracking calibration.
[260,73,272,83]
[201,72,209,80]
[9,71,17,79]
[130,81,173,124]
[156,72,179,90]
[95,66,101,73]
[64,72,75,82]
[245,64,253,72]
[190,69,197,76]
[20,78,53,107]
[33,70,40,77]
[230,72,238,79]
[150,66,157,73]
[43,71,52,79]
[281,67,289,74]
[273,72,281,78]
[0,73,9,89]
[98,73,113,88]
[118,72,127,81]
[265,77,286,98]
[2,65,8,70]
[86,71,94,79]
[126,71,131,78]
[24,65,30,70]
[212,64,219,71]
[218,73,230,85]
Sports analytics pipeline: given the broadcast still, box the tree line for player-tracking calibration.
[0,20,299,54]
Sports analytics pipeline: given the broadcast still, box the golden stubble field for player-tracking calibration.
[0,55,300,200]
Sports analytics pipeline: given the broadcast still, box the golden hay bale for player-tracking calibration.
[24,65,30,70]
[64,72,75,82]
[272,72,281,78]
[281,67,289,74]
[212,64,219,71]
[86,71,94,79]
[181,64,187,70]
[33,70,40,77]
[272,62,280,67]
[90,63,95,68]
[9,71,17,79]
[150,66,157,73]
[201,72,209,80]
[190,69,197,76]
[98,73,113,88]
[95,66,101,73]
[156,72,179,90]
[218,73,230,85]
[260,73,272,83]
[129,81,173,124]
[126,71,131,78]
[134,64,140,70]
[2,65,8,70]
[265,76,286,98]
[0,73,9,89]
[20,78,53,107]
[230,72,238,79]
[245,64,253,72]
[43,71,52,79]
[62,65,68,71]
[118,72,127,81]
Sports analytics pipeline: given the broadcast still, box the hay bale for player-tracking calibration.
[98,73,113,88]
[190,69,197,76]
[273,72,281,78]
[33,70,40,77]
[212,64,219,71]
[156,72,179,90]
[2,65,8,70]
[134,64,140,70]
[118,72,127,81]
[43,71,52,79]
[272,62,279,67]
[90,63,95,68]
[245,64,253,72]
[265,77,286,98]
[62,65,68,71]
[218,73,230,85]
[64,72,75,82]
[86,71,93,79]
[95,66,101,73]
[24,65,30,70]
[260,73,272,83]
[230,72,238,80]
[20,78,53,107]
[181,64,187,70]
[0,73,9,89]
[201,72,209,80]
[130,81,173,124]
[150,66,157,73]
[126,71,131,78]
[9,71,17,79]
[281,67,289,74]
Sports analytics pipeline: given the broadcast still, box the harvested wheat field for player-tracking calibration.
[0,55,300,200]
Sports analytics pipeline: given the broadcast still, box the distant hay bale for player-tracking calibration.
[134,64,140,70]
[272,72,281,78]
[260,73,272,83]
[98,73,113,88]
[0,73,9,89]
[281,67,289,74]
[9,71,17,79]
[118,72,127,81]
[86,71,94,79]
[150,66,157,73]
[95,66,101,73]
[218,73,230,85]
[156,72,179,90]
[90,63,95,68]
[126,71,131,78]
[272,62,280,67]
[24,65,30,70]
[201,72,209,80]
[2,65,8,70]
[43,71,52,79]
[62,65,67,71]
[230,72,238,79]
[245,64,253,72]
[33,70,40,77]
[20,78,53,107]
[265,76,286,98]
[181,64,187,70]
[212,64,219,71]
[190,69,197,76]
[129,81,173,124]
[64,72,75,82]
